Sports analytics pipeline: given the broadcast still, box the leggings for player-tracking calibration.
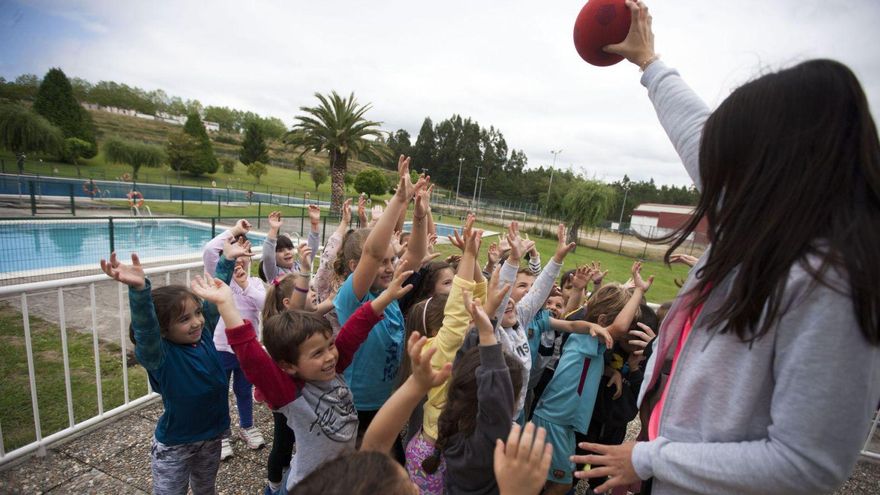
[218,351,254,428]
[267,411,296,484]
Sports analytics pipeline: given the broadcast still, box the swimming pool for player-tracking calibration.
[402,221,498,241]
[0,219,265,280]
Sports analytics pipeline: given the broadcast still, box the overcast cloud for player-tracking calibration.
[2,0,878,186]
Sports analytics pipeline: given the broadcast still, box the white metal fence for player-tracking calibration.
[0,260,207,466]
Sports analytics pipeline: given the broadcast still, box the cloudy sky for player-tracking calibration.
[2,0,878,186]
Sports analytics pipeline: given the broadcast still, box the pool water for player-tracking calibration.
[402,221,498,240]
[0,219,264,278]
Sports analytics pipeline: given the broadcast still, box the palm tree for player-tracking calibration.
[285,92,390,213]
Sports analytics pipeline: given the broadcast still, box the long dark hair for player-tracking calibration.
[662,59,879,345]
[422,347,523,474]
[292,451,413,495]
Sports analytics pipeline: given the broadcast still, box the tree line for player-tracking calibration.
[0,73,287,139]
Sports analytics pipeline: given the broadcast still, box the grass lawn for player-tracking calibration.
[0,302,148,452]
[430,219,690,303]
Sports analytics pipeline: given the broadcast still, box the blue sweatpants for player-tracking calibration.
[218,351,253,428]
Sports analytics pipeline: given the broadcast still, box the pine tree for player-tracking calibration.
[33,68,97,159]
[183,112,218,175]
[239,121,269,165]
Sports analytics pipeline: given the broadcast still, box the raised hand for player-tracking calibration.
[465,229,483,257]
[190,272,233,306]
[100,252,146,290]
[571,265,593,290]
[669,253,699,267]
[385,267,415,300]
[268,210,283,230]
[391,231,407,257]
[493,423,553,495]
[602,0,655,69]
[552,223,577,263]
[308,204,321,229]
[485,266,512,317]
[223,238,254,261]
[628,322,656,356]
[448,213,475,252]
[407,332,453,392]
[340,197,352,227]
[232,218,252,236]
[357,194,367,225]
[590,261,608,285]
[631,261,654,292]
[487,242,500,266]
[297,242,313,272]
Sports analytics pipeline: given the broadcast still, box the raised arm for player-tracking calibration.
[313,198,350,301]
[335,268,412,371]
[606,261,653,340]
[352,155,427,299]
[398,182,430,273]
[516,224,573,323]
[493,222,534,321]
[288,243,313,310]
[202,219,250,276]
[306,204,321,268]
[603,0,709,190]
[261,210,284,280]
[361,332,451,453]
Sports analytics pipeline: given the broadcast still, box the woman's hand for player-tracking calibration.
[670,253,699,267]
[100,252,146,290]
[603,0,655,69]
[572,441,641,493]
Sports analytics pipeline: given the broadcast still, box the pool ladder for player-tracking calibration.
[131,205,158,225]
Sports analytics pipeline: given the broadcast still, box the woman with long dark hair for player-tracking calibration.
[573,1,880,494]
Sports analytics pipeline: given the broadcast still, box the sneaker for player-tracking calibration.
[239,426,266,449]
[220,437,234,460]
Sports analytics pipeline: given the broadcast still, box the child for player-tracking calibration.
[433,296,524,494]
[407,217,492,493]
[100,250,240,494]
[191,265,414,493]
[333,155,429,455]
[261,207,320,282]
[312,198,353,304]
[208,237,267,460]
[293,332,452,495]
[532,262,651,495]
[487,222,576,421]
[259,247,314,492]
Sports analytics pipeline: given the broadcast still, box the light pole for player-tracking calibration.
[477,176,486,209]
[455,157,463,204]
[618,182,630,229]
[543,149,562,234]
[471,166,482,207]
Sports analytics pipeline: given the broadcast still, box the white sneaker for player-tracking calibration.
[239,426,266,450]
[220,437,234,460]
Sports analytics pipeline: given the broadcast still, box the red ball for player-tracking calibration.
[573,0,632,67]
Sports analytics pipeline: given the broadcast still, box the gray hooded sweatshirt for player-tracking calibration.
[631,60,880,495]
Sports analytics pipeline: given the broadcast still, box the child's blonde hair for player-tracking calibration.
[262,275,300,323]
[584,284,642,326]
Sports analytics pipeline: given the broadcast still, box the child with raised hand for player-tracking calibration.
[202,218,252,276]
[435,296,524,494]
[532,261,651,495]
[261,209,320,282]
[258,242,314,492]
[407,215,493,494]
[209,237,266,460]
[312,197,352,303]
[100,252,233,495]
[485,222,577,421]
[333,155,429,455]
[191,265,414,494]
[290,332,451,495]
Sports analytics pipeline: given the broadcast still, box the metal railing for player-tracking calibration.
[0,260,214,466]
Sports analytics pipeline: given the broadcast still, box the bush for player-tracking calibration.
[221,157,237,174]
[354,169,388,198]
